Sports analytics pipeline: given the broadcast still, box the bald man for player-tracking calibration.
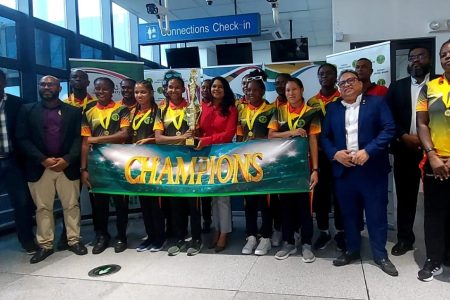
[16,75,87,263]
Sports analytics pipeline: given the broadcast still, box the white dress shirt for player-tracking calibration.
[341,94,362,152]
[410,73,430,134]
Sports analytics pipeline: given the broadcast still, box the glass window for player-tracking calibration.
[1,68,21,96]
[0,16,17,59]
[35,29,66,69]
[78,0,102,41]
[33,0,66,28]
[36,74,68,101]
[112,2,130,52]
[160,44,170,67]
[138,18,153,61]
[80,43,103,59]
[0,0,17,9]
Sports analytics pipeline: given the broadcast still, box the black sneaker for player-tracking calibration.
[334,232,346,252]
[186,239,203,256]
[167,240,187,256]
[313,232,331,250]
[136,239,152,252]
[417,259,443,282]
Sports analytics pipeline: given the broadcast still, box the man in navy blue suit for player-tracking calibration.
[320,70,398,276]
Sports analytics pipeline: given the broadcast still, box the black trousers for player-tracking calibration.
[140,196,165,245]
[423,163,450,264]
[0,157,35,249]
[271,194,282,231]
[91,193,129,239]
[170,197,202,241]
[245,194,272,238]
[280,192,313,245]
[201,197,212,226]
[313,150,343,231]
[393,148,423,245]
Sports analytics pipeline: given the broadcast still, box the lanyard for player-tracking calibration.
[98,107,113,130]
[167,107,185,131]
[245,102,266,131]
[287,103,307,130]
[69,94,90,110]
[132,109,152,131]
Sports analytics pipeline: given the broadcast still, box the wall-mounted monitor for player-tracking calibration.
[166,47,200,68]
[270,38,309,62]
[216,43,253,65]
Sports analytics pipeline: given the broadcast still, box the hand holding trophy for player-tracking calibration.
[185,69,201,146]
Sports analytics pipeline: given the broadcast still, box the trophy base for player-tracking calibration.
[185,138,198,147]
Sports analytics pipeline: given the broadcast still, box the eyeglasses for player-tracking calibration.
[337,77,358,88]
[246,76,263,82]
[408,54,427,62]
[38,82,58,88]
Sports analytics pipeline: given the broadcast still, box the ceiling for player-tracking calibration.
[114,0,332,50]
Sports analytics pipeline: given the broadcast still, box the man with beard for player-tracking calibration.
[16,76,87,263]
[386,47,433,256]
[355,58,388,96]
[119,78,137,116]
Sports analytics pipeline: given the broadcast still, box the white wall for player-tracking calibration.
[332,0,450,73]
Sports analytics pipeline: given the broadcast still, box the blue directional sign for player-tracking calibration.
[138,13,261,45]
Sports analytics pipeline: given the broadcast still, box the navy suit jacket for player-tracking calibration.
[320,95,395,178]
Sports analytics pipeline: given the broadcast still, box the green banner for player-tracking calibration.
[89,138,310,197]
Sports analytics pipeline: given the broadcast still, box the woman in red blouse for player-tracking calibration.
[197,76,238,252]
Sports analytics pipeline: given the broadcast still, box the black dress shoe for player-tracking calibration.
[30,248,54,264]
[333,252,361,266]
[23,243,39,255]
[375,258,399,276]
[68,243,88,255]
[114,239,127,253]
[391,241,413,256]
[92,235,110,254]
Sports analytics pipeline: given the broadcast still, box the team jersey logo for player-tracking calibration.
[297,119,306,128]
[145,117,153,124]
[111,113,120,121]
[258,115,267,123]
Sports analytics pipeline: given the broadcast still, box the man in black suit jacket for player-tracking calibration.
[16,75,87,263]
[386,47,432,256]
[0,69,37,253]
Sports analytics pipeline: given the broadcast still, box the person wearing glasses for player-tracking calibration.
[355,58,388,96]
[416,39,450,282]
[268,77,320,263]
[16,76,87,263]
[386,46,434,257]
[307,63,345,252]
[320,70,398,276]
[80,77,131,254]
[236,70,275,256]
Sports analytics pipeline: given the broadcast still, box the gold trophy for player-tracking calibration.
[185,69,201,146]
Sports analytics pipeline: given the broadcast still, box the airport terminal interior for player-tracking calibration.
[1,0,450,299]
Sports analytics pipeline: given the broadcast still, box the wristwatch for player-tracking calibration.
[311,168,320,173]
[424,147,435,154]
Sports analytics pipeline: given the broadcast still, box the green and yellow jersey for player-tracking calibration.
[268,102,321,135]
[130,107,157,143]
[307,90,340,116]
[153,99,190,143]
[81,101,130,137]
[237,100,275,141]
[64,93,97,112]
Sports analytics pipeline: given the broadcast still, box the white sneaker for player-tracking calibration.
[271,230,282,247]
[255,238,272,256]
[302,244,316,263]
[242,235,258,255]
[294,232,301,247]
[274,242,297,260]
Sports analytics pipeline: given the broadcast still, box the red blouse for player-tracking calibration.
[198,102,238,146]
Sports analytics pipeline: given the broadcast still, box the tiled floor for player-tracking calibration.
[1,197,450,300]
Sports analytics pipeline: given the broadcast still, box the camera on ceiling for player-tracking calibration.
[266,0,278,8]
[266,0,279,24]
[146,3,168,16]
[206,0,213,5]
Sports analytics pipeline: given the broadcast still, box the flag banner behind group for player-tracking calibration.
[89,138,310,197]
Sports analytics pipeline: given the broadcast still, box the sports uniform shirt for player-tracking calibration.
[307,90,340,116]
[153,99,189,143]
[64,93,96,112]
[236,100,275,141]
[365,83,388,97]
[130,107,157,143]
[268,101,321,135]
[416,75,450,157]
[81,100,130,137]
